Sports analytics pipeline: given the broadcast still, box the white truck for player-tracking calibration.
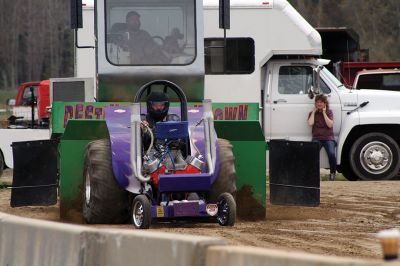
[203,0,400,181]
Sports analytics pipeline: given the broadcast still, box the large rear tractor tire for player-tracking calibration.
[217,192,236,226]
[349,133,400,180]
[131,195,152,229]
[209,138,237,203]
[83,139,129,224]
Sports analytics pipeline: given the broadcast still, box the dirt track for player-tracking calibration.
[1,169,399,259]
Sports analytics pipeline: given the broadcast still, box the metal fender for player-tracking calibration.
[337,110,400,165]
[336,112,360,165]
[359,110,400,125]
[214,120,266,220]
[59,120,110,222]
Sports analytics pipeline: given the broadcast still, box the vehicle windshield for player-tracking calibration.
[357,73,400,91]
[322,67,347,90]
[105,0,196,66]
[22,86,39,106]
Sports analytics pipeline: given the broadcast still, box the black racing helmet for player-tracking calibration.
[146,91,169,121]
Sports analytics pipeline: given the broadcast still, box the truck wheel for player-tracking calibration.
[339,163,359,181]
[131,195,151,229]
[209,139,237,203]
[83,139,129,224]
[217,193,236,226]
[350,133,400,180]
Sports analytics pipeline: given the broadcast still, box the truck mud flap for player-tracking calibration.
[269,140,320,207]
[10,139,58,207]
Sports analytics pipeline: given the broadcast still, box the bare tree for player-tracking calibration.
[0,0,72,90]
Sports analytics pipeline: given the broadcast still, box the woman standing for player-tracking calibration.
[308,94,336,181]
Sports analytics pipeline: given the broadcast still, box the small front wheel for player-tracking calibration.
[131,195,151,229]
[217,193,236,226]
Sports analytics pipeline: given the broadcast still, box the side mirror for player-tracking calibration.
[6,98,16,106]
[308,88,314,99]
[70,0,83,29]
[308,65,323,99]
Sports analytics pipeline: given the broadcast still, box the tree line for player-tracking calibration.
[0,0,399,90]
[290,0,400,61]
[0,0,73,90]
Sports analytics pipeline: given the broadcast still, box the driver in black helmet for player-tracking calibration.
[142,91,179,128]
[141,91,179,149]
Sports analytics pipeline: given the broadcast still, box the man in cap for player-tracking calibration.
[124,11,168,64]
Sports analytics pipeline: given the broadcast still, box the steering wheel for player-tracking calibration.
[152,36,164,46]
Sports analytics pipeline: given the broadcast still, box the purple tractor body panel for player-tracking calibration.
[158,173,211,192]
[103,105,220,195]
[151,202,209,218]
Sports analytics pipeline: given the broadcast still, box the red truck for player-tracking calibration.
[9,80,50,127]
[334,61,400,88]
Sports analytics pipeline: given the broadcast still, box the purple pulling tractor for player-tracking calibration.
[10,0,267,227]
[82,80,237,229]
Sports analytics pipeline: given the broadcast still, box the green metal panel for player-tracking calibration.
[52,101,259,134]
[52,102,129,134]
[59,120,109,222]
[215,120,267,219]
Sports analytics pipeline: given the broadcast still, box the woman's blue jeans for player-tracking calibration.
[313,139,337,174]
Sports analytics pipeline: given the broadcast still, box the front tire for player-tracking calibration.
[339,162,359,181]
[217,193,236,226]
[83,139,129,224]
[131,195,151,229]
[349,133,400,180]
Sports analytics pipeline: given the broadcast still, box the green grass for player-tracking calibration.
[320,173,346,181]
[0,181,12,189]
[0,90,18,106]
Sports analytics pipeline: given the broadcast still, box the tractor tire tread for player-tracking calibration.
[83,139,129,224]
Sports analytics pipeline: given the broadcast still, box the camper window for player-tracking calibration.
[204,38,254,75]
